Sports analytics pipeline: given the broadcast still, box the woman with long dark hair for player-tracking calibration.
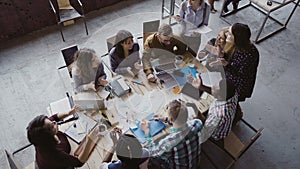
[110,30,140,76]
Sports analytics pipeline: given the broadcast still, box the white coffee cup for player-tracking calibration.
[175,55,184,64]
[98,124,108,136]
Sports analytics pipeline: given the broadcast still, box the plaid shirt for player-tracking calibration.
[201,95,238,142]
[145,119,203,169]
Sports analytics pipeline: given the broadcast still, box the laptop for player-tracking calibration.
[154,62,177,73]
[181,83,203,100]
[74,99,106,110]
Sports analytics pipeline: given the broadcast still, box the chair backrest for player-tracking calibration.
[143,20,160,43]
[60,45,78,78]
[106,35,117,53]
[223,119,263,159]
[202,119,263,169]
[4,150,23,169]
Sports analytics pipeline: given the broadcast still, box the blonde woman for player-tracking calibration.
[72,48,108,93]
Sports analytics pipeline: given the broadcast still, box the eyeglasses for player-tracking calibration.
[160,36,172,44]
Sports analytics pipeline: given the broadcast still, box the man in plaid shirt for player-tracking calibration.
[188,75,238,146]
[141,100,203,169]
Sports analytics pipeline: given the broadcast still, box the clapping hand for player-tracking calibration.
[69,104,81,115]
[205,44,224,57]
[187,74,203,89]
[140,119,150,136]
[209,58,228,67]
[98,77,108,87]
[110,127,122,145]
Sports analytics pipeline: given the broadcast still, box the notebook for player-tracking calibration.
[64,113,98,144]
[130,113,166,143]
[154,62,177,73]
[74,99,106,110]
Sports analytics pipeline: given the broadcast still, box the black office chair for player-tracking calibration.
[49,0,88,42]
[58,44,78,78]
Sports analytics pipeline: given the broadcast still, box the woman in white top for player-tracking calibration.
[174,0,211,54]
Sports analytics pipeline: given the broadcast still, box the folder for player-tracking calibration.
[130,113,166,143]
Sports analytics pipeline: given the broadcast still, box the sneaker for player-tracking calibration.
[211,9,217,14]
[223,6,229,13]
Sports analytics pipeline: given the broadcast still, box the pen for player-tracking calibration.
[131,80,145,87]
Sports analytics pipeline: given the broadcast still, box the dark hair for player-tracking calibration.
[116,134,143,169]
[27,115,57,147]
[218,79,236,100]
[115,30,133,59]
[231,23,251,49]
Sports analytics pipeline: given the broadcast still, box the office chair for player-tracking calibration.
[201,118,264,169]
[141,20,160,44]
[161,0,183,25]
[99,35,118,78]
[58,44,78,78]
[220,0,300,43]
[4,149,36,169]
[49,0,88,42]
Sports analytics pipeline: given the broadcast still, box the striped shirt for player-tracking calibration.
[145,119,203,169]
[201,95,238,142]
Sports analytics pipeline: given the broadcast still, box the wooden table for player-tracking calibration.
[48,57,214,168]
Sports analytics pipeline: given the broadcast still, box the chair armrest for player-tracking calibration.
[77,0,83,7]
[12,143,33,156]
[58,65,67,70]
[49,0,57,14]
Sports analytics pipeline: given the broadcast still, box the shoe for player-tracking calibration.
[223,6,229,13]
[211,9,217,14]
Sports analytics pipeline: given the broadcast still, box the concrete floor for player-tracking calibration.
[0,0,299,168]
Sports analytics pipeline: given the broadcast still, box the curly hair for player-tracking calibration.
[73,48,97,79]
[27,115,57,147]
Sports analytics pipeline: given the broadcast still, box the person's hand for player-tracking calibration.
[127,67,135,77]
[69,104,81,115]
[110,130,118,145]
[147,74,156,83]
[205,44,224,57]
[187,74,203,89]
[86,81,96,91]
[98,77,108,86]
[134,62,143,70]
[173,15,182,22]
[152,114,166,121]
[209,58,228,67]
[140,119,150,136]
[198,51,207,58]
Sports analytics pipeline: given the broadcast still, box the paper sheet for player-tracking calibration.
[200,72,222,87]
